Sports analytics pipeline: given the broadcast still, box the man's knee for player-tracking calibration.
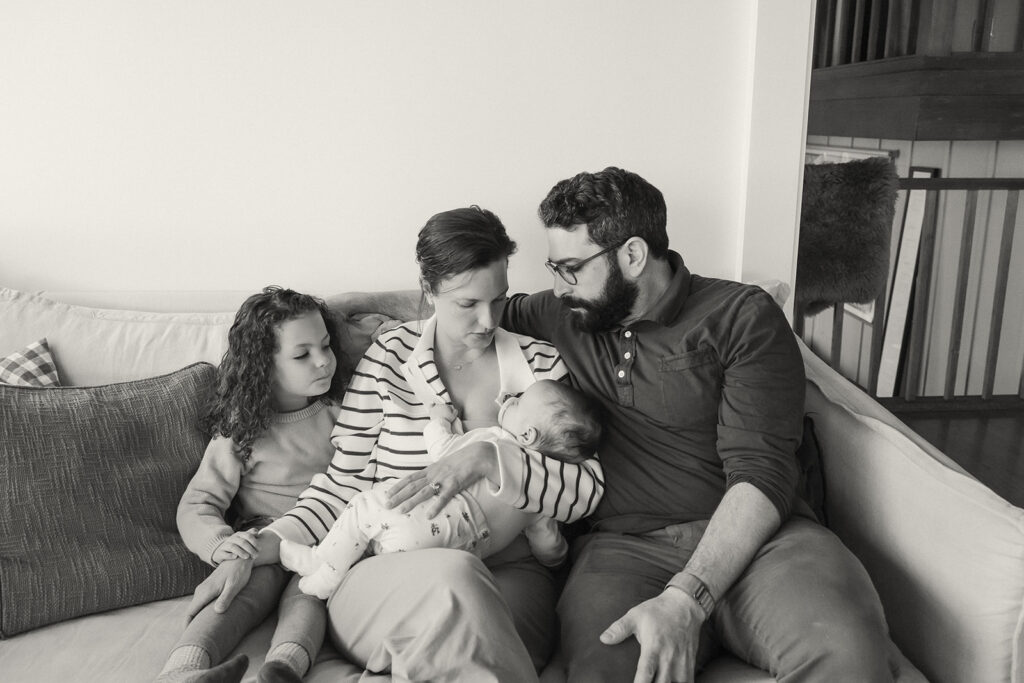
[783,606,895,682]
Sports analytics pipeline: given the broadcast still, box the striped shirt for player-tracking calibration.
[268,318,605,545]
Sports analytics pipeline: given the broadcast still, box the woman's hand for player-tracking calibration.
[386,441,497,517]
[186,557,254,620]
[211,529,259,564]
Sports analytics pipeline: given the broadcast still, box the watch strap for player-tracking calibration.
[667,572,716,618]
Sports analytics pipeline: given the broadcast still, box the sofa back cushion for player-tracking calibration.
[0,363,215,636]
[0,288,233,386]
[801,342,1024,683]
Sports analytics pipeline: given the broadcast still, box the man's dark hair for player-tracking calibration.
[538,166,669,258]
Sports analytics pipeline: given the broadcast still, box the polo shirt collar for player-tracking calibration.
[632,250,691,327]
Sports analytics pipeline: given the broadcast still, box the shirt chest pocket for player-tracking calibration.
[638,347,722,428]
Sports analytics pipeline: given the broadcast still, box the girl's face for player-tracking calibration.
[271,310,336,412]
[426,258,508,354]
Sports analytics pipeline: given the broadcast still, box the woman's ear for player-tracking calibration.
[516,426,539,447]
[420,278,435,306]
[622,237,649,278]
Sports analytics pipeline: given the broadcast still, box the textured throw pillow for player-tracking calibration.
[0,338,61,387]
[0,363,215,637]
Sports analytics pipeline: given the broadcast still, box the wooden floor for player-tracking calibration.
[893,408,1024,509]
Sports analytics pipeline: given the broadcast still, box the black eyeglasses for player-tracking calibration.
[544,238,631,285]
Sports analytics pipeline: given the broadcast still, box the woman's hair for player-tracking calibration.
[415,206,517,297]
[537,166,669,259]
[202,286,350,462]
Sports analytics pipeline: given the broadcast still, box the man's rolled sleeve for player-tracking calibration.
[716,292,805,520]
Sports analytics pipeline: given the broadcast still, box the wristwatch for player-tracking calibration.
[667,572,716,618]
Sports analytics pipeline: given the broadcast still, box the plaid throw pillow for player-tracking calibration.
[0,338,61,387]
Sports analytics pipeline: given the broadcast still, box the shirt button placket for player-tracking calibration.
[615,328,636,405]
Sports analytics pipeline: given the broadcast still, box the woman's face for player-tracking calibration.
[427,258,509,353]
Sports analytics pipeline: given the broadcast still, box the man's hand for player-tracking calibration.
[186,557,253,621]
[385,441,497,517]
[599,587,706,683]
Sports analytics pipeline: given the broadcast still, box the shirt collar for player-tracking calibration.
[401,316,537,407]
[631,250,691,327]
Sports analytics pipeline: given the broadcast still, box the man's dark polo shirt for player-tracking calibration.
[504,251,805,534]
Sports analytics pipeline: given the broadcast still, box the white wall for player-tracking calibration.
[0,1,813,303]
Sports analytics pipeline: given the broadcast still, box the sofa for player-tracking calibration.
[1,285,1021,683]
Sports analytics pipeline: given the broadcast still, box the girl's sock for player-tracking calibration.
[260,642,310,681]
[156,650,248,683]
[156,645,210,681]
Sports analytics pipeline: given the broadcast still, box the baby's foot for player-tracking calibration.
[278,539,320,577]
[298,570,341,600]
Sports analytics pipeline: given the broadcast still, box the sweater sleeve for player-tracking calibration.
[267,339,386,544]
[490,443,604,523]
[176,436,242,566]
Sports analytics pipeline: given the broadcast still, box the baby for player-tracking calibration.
[279,379,602,599]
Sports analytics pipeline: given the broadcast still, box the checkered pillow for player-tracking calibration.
[0,338,62,387]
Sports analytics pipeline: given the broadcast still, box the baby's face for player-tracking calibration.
[497,381,560,440]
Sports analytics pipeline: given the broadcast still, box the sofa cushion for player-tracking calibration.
[800,340,1024,683]
[0,287,234,386]
[0,363,215,637]
[0,338,61,387]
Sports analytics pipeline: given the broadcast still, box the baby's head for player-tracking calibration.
[498,379,603,464]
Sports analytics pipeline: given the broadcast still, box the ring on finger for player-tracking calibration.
[430,482,442,496]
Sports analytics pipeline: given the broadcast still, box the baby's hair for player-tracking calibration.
[201,286,351,463]
[534,382,604,464]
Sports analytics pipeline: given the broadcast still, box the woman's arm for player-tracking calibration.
[264,342,386,546]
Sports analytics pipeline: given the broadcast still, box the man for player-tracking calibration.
[498,167,894,682]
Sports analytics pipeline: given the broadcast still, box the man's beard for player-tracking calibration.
[561,260,639,333]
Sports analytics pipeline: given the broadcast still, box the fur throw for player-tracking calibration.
[795,157,899,316]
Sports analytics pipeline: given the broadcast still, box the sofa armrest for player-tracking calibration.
[799,339,1024,683]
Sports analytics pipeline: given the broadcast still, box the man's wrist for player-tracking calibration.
[666,571,716,620]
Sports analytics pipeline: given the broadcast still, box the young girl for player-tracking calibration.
[157,286,350,683]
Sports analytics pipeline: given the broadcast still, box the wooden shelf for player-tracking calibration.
[808,53,1024,140]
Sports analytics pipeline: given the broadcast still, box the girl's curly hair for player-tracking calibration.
[201,286,351,462]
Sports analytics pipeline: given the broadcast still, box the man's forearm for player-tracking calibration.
[670,482,782,608]
[325,290,425,322]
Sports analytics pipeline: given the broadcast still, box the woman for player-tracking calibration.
[195,206,604,682]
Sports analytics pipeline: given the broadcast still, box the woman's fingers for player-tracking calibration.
[386,471,428,507]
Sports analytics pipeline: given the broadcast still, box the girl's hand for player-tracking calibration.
[187,557,254,620]
[212,529,259,564]
[386,441,497,517]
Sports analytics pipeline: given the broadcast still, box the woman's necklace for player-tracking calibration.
[451,355,478,372]
[446,347,487,372]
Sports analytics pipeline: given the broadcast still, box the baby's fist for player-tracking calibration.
[429,402,458,423]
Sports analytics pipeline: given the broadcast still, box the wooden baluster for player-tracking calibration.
[917,0,956,56]
[902,188,940,400]
[974,0,993,52]
[868,287,887,395]
[831,304,845,370]
[866,0,885,60]
[884,0,900,58]
[850,0,868,62]
[944,190,978,400]
[983,190,1019,399]
[818,0,837,67]
[833,0,851,65]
